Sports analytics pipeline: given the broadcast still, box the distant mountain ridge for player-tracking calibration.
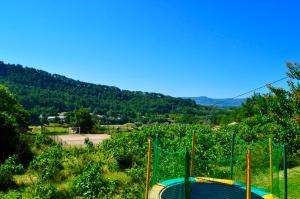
[0,61,228,124]
[189,96,246,107]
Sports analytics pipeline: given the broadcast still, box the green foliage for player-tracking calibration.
[0,166,15,190]
[33,133,56,149]
[73,162,116,199]
[0,62,298,198]
[2,155,24,175]
[84,138,94,148]
[30,146,63,181]
[0,84,29,130]
[0,190,22,199]
[72,108,95,133]
[0,85,31,163]
[0,155,24,190]
[0,61,228,125]
[232,62,300,166]
[28,182,59,199]
[0,113,19,161]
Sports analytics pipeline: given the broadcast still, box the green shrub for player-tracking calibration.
[0,155,24,190]
[73,162,104,199]
[0,85,29,162]
[0,190,22,199]
[2,155,24,174]
[30,146,63,181]
[73,162,117,199]
[0,166,14,190]
[28,182,59,199]
[33,133,55,149]
[84,138,94,148]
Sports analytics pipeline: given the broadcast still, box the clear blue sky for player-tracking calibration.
[0,0,299,98]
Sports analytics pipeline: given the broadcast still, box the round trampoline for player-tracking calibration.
[149,177,275,199]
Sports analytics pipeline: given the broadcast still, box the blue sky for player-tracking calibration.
[0,0,299,98]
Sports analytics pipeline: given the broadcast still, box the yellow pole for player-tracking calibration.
[269,138,273,193]
[145,139,152,199]
[246,150,252,199]
[190,130,195,176]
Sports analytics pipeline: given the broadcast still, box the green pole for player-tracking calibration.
[152,134,159,185]
[190,130,195,176]
[185,148,191,199]
[230,132,236,180]
[283,145,287,199]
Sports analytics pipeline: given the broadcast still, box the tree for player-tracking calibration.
[0,61,226,125]
[235,62,300,166]
[0,85,30,162]
[73,108,95,133]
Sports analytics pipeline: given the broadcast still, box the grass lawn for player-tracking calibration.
[30,125,69,135]
[44,126,68,135]
[252,166,299,199]
[280,166,300,199]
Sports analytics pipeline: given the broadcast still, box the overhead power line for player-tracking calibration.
[231,76,289,99]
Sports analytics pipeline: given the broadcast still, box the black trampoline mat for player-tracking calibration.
[161,182,264,199]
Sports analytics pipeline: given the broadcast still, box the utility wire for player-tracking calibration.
[199,76,289,107]
[231,76,288,99]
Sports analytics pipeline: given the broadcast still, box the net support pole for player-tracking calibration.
[185,148,191,199]
[230,132,236,180]
[152,134,159,185]
[269,138,273,193]
[190,130,195,176]
[145,139,152,199]
[246,150,251,199]
[283,144,288,199]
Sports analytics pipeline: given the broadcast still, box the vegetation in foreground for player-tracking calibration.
[0,62,299,198]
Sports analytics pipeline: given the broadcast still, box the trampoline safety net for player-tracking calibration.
[149,133,283,199]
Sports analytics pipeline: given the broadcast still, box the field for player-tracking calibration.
[49,134,111,146]
[30,125,68,135]
[30,125,111,146]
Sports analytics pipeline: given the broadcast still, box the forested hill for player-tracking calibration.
[0,61,226,124]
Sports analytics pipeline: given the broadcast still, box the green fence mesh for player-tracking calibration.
[150,133,284,199]
[151,145,186,186]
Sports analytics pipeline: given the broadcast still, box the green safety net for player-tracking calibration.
[149,133,284,199]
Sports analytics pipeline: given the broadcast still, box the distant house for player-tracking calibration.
[47,112,66,122]
[58,112,67,117]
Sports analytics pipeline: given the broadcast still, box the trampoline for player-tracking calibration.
[145,135,286,199]
[149,177,275,199]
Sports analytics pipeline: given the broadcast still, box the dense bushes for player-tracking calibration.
[73,162,111,198]
[0,155,24,190]
[0,122,297,198]
[32,133,55,149]
[0,113,20,162]
[0,63,298,198]
[30,146,63,181]
[29,182,59,199]
[0,85,31,163]
[0,85,30,190]
[231,62,300,166]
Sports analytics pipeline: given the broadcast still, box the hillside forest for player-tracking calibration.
[0,62,299,198]
[0,61,232,125]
